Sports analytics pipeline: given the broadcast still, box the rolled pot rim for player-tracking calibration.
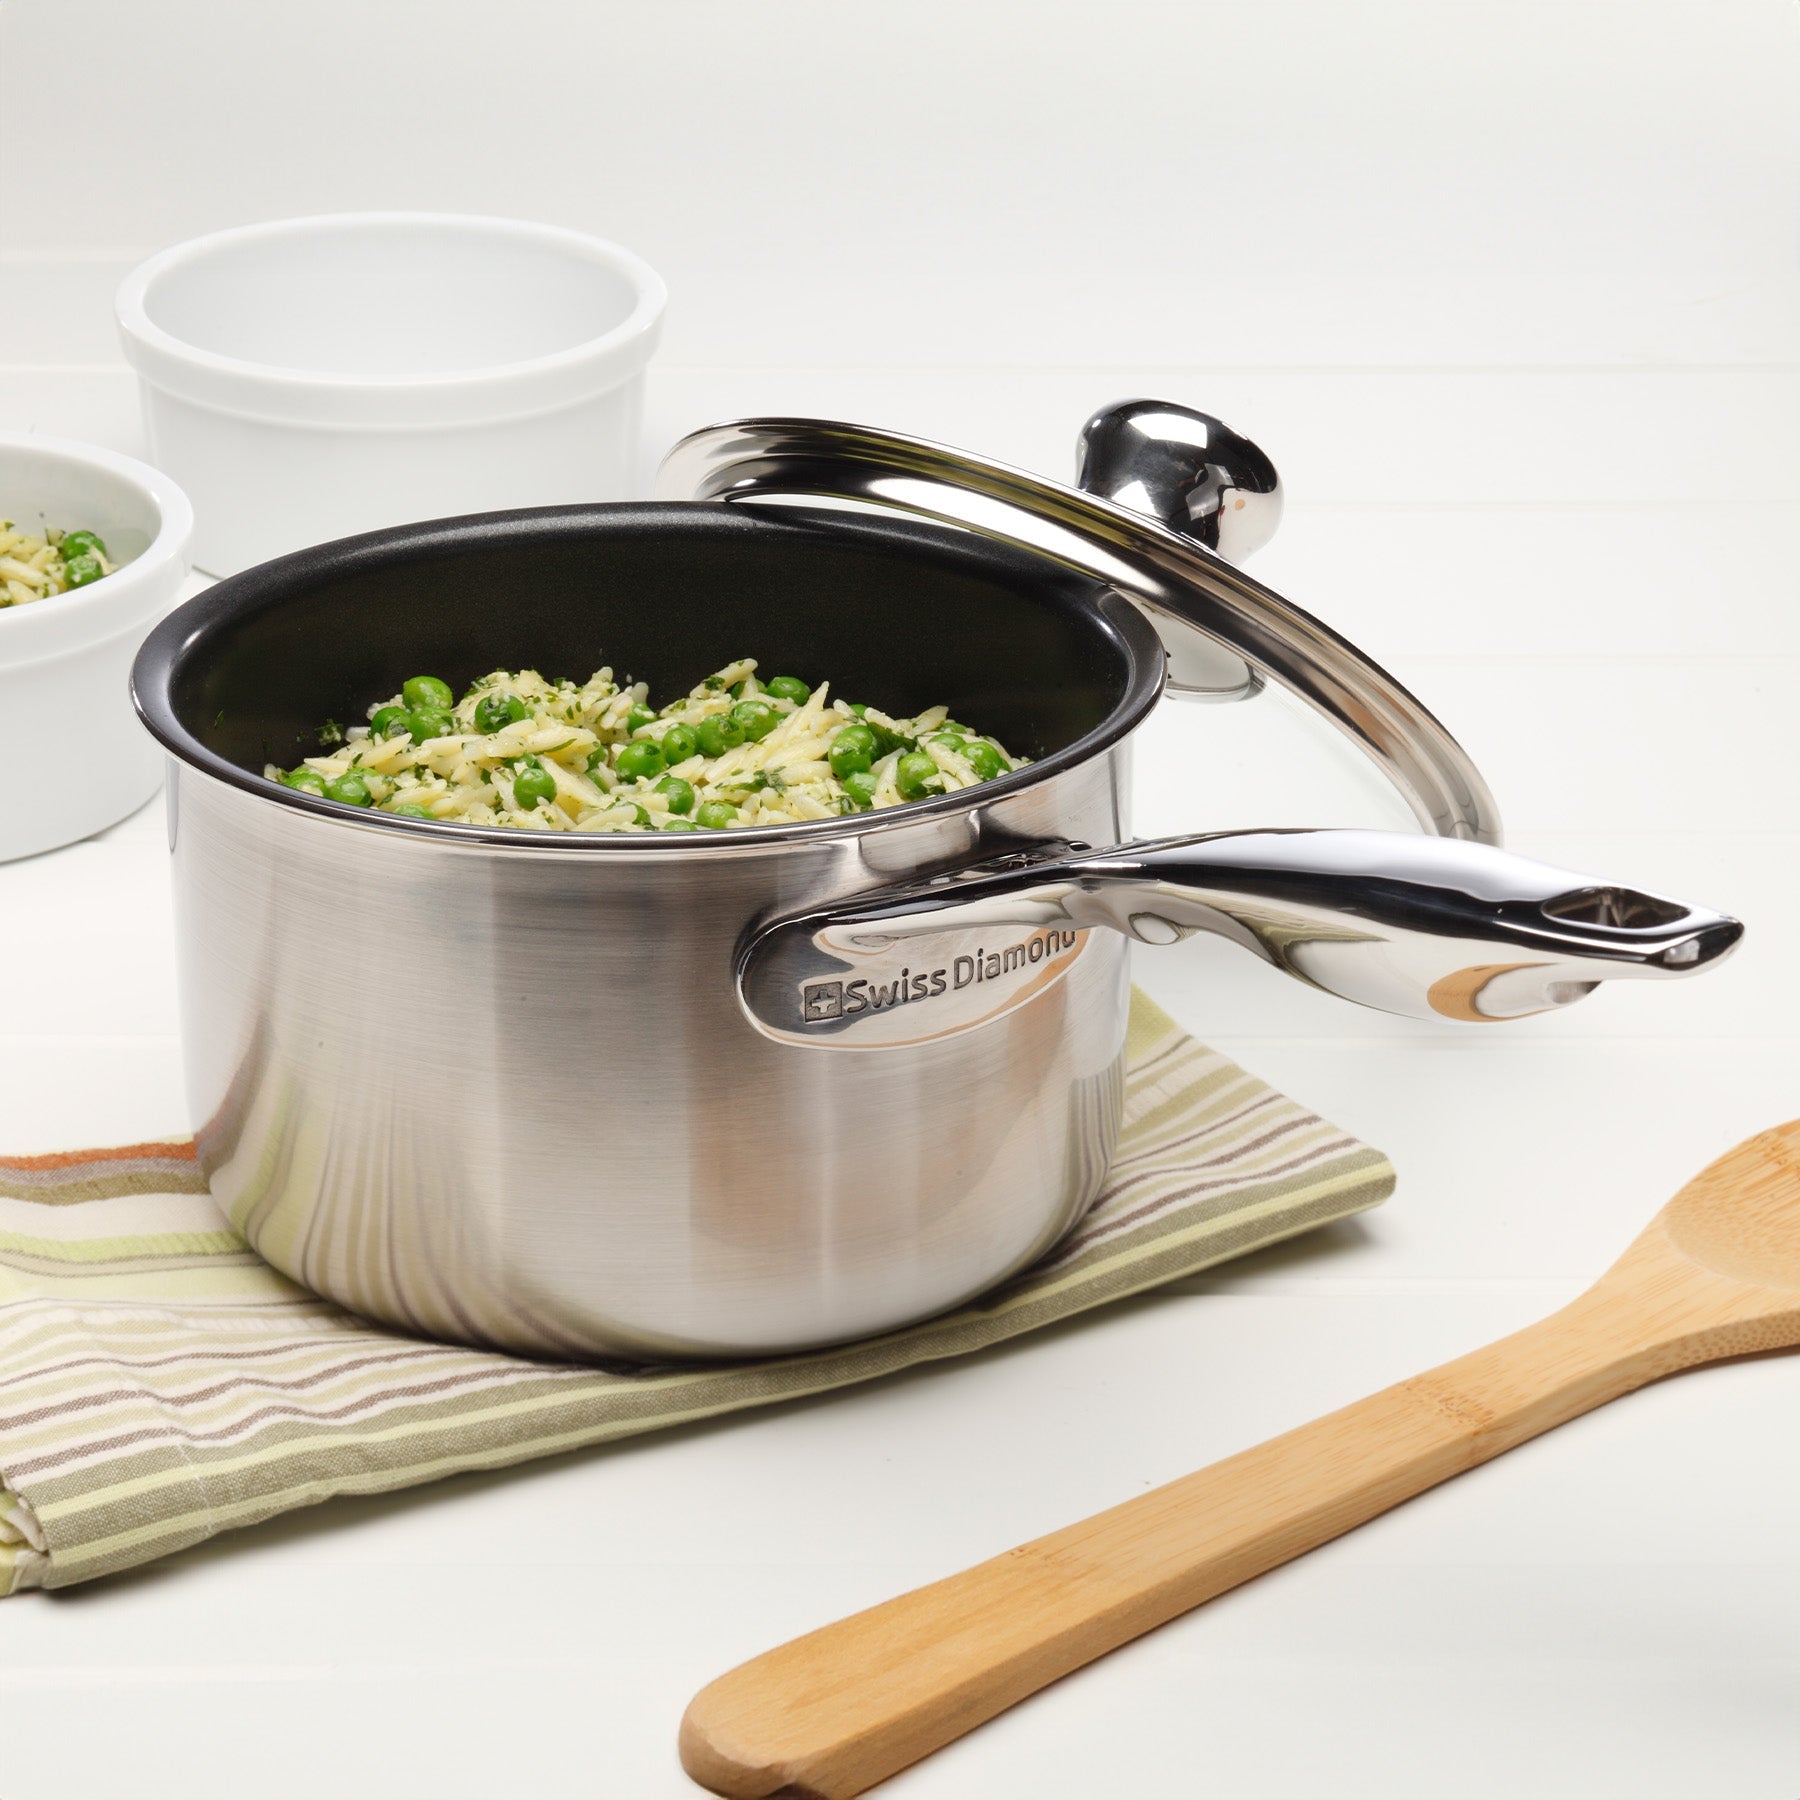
[131,500,1167,854]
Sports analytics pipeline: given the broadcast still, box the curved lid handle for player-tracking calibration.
[657,403,1502,845]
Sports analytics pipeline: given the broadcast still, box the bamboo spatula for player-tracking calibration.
[680,1122,1800,1799]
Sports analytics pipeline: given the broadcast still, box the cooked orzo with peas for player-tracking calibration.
[267,659,1027,831]
[0,520,115,607]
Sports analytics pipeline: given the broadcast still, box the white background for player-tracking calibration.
[2,2,1798,1795]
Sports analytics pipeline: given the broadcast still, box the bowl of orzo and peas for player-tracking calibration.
[0,435,192,861]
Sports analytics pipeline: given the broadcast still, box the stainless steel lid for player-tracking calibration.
[659,399,1502,845]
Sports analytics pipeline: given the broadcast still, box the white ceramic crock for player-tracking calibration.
[115,213,667,577]
[0,435,193,862]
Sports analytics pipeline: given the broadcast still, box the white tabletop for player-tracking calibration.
[3,2,1797,1790]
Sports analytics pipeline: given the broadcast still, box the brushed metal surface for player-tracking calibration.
[146,400,1744,1364]
[171,746,1133,1361]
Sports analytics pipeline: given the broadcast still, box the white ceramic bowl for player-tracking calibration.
[0,436,193,861]
[116,213,667,576]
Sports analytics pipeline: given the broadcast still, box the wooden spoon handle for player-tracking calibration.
[681,1296,1671,1798]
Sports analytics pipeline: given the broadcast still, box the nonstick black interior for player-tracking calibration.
[135,501,1164,820]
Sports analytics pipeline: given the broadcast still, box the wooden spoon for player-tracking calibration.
[680,1122,1800,1799]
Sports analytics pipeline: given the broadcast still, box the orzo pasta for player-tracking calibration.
[267,660,1027,832]
[0,520,115,608]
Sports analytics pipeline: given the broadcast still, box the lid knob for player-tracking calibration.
[1076,399,1283,564]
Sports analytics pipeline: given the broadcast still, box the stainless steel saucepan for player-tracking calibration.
[130,401,1742,1360]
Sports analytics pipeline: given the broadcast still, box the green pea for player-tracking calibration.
[283,768,327,796]
[625,704,656,735]
[370,704,411,738]
[965,740,1007,781]
[828,722,878,778]
[696,714,746,758]
[730,699,778,743]
[894,751,944,801]
[696,800,738,830]
[407,707,454,744]
[840,769,878,810]
[661,817,699,833]
[59,529,107,561]
[655,774,696,815]
[62,553,104,588]
[324,772,373,807]
[614,739,665,782]
[402,676,454,712]
[512,765,557,810]
[928,732,969,756]
[474,691,528,735]
[765,675,811,705]
[623,802,653,826]
[390,802,432,818]
[584,745,609,773]
[660,723,699,764]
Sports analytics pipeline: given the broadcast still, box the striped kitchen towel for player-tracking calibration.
[0,992,1392,1595]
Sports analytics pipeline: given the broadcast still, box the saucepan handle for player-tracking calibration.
[735,829,1743,1048]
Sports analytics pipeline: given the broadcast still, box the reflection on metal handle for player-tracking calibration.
[736,830,1744,1047]
[658,406,1502,843]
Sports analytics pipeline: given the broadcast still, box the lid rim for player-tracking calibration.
[658,412,1503,846]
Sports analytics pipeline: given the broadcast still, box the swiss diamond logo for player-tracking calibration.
[801,980,845,1021]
